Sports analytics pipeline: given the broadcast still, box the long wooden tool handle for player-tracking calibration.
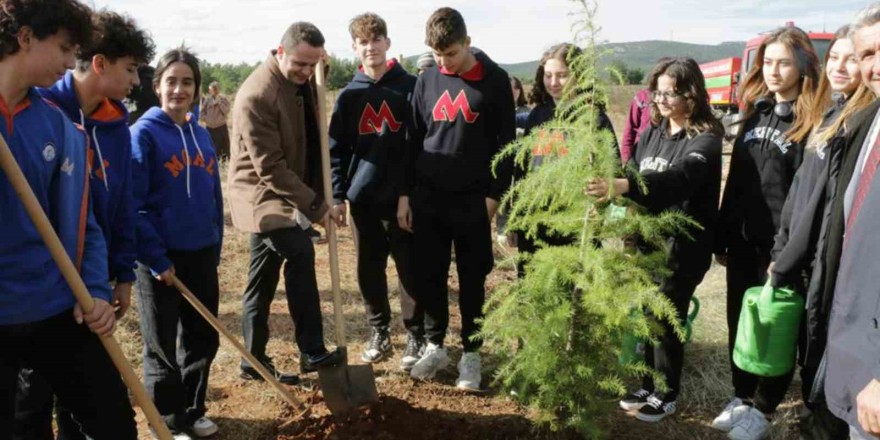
[0,135,173,440]
[315,59,346,348]
[169,276,306,411]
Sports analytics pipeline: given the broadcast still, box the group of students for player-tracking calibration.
[609,6,880,440]
[5,1,880,440]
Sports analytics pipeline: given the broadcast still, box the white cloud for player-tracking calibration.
[96,0,865,65]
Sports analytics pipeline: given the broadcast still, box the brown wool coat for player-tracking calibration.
[227,52,328,233]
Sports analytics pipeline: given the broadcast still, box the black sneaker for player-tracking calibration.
[300,349,342,373]
[635,394,677,422]
[399,333,425,371]
[619,388,652,411]
[240,359,300,385]
[361,326,392,363]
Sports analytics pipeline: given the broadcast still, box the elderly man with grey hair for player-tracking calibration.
[823,3,880,439]
[200,81,231,158]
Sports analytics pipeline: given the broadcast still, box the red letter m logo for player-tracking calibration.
[432,90,479,123]
[358,101,403,135]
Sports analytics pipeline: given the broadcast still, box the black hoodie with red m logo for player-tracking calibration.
[404,50,516,200]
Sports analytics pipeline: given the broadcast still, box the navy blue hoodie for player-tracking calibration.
[329,59,416,206]
[404,50,516,200]
[39,71,138,283]
[130,107,223,273]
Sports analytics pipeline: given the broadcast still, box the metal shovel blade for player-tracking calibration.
[317,348,379,415]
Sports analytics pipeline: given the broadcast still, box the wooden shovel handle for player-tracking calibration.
[0,134,174,440]
[169,275,307,412]
[315,59,346,348]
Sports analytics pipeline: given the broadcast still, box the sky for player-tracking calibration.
[92,0,869,65]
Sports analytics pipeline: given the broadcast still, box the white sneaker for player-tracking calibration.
[190,416,219,437]
[713,397,750,432]
[410,343,450,380]
[726,406,770,440]
[456,352,482,391]
[150,428,193,440]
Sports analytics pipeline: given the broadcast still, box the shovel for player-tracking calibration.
[0,133,174,439]
[313,58,379,415]
[167,275,309,417]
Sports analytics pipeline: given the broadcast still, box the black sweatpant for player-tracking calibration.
[207,125,229,160]
[412,189,493,353]
[726,243,794,414]
[349,202,422,336]
[641,272,701,402]
[0,311,137,440]
[13,367,86,440]
[135,245,220,430]
[241,227,327,369]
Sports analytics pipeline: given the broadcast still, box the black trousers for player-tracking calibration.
[135,246,220,430]
[13,367,86,440]
[726,243,794,413]
[641,272,701,402]
[349,202,423,336]
[412,189,493,352]
[0,311,136,440]
[241,227,327,368]
[207,125,229,159]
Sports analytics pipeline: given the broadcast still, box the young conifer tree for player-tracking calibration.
[481,1,697,436]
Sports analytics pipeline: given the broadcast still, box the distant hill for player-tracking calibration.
[406,40,746,81]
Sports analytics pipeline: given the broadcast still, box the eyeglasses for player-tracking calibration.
[651,91,683,101]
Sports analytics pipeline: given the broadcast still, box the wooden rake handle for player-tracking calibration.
[169,275,307,412]
[0,135,173,440]
[315,59,346,349]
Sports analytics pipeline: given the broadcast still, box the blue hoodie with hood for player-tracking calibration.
[39,71,138,283]
[130,107,223,273]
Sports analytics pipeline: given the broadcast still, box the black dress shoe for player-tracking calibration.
[300,349,342,373]
[240,361,300,385]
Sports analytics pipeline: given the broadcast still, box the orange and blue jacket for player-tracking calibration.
[130,107,223,274]
[0,87,111,324]
[40,71,138,283]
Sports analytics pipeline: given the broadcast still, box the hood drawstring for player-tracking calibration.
[80,110,109,191]
[174,124,193,198]
[187,123,206,168]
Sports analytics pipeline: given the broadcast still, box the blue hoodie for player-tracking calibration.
[130,107,223,273]
[0,88,111,325]
[39,71,138,283]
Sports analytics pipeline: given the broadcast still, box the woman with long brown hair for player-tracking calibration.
[711,26,820,440]
[762,25,874,439]
[586,57,723,423]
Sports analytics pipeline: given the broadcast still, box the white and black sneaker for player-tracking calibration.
[400,333,425,371]
[361,326,392,363]
[619,388,652,411]
[636,394,677,422]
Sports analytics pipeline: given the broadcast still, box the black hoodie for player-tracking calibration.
[716,104,805,253]
[403,50,516,200]
[625,119,723,279]
[329,59,416,206]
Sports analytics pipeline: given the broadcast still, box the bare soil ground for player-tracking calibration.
[112,85,806,439]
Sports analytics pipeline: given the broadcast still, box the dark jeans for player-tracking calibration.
[641,272,701,402]
[0,311,136,440]
[207,125,229,159]
[350,202,422,336]
[13,367,86,440]
[135,245,220,430]
[412,189,493,352]
[241,227,327,369]
[726,243,794,413]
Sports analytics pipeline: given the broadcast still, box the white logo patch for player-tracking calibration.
[688,152,707,162]
[61,158,74,176]
[42,143,56,162]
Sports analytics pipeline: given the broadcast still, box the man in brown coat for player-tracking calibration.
[200,81,230,158]
[228,22,341,385]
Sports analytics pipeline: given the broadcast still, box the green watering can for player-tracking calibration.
[619,296,701,365]
[733,281,803,377]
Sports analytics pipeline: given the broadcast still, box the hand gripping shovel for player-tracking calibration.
[167,275,309,417]
[314,58,379,415]
[0,134,174,439]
